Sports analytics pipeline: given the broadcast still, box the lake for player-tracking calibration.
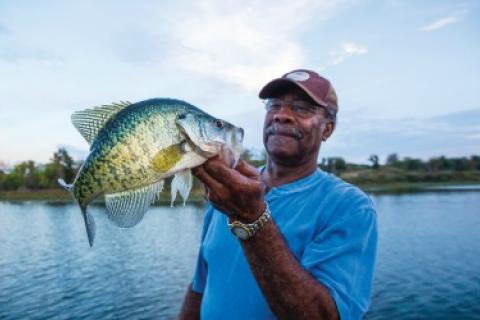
[0,190,479,319]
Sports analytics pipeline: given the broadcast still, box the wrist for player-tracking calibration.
[228,202,272,240]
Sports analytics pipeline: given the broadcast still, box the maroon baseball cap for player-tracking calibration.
[258,69,338,113]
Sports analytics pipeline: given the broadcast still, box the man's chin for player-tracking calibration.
[267,134,299,144]
[266,137,301,160]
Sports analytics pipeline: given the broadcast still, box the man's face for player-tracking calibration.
[262,87,333,166]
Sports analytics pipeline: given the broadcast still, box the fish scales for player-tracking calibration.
[59,98,244,246]
[75,103,183,204]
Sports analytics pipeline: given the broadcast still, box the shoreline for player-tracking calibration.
[1,181,480,202]
[361,181,480,194]
[0,189,207,204]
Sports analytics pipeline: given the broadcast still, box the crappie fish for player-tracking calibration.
[59,98,244,247]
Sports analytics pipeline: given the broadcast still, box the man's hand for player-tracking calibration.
[192,157,266,223]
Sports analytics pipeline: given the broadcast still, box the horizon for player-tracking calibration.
[1,144,479,169]
[1,0,479,164]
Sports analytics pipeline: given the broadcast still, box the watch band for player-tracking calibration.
[227,203,272,240]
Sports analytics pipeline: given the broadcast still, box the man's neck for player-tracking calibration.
[263,158,318,189]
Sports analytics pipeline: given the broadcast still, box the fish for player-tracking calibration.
[58,98,244,247]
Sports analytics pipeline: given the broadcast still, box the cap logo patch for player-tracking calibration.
[285,71,310,82]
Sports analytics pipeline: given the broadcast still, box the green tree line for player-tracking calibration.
[318,153,480,174]
[1,149,480,191]
[0,148,77,191]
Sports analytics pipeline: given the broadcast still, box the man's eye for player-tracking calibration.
[293,105,312,114]
[267,102,281,110]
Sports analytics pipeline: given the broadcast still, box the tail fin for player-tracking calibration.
[81,207,96,247]
[58,179,96,247]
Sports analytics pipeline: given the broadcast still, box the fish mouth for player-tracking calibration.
[265,124,303,140]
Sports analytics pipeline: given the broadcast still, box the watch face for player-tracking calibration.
[232,226,249,240]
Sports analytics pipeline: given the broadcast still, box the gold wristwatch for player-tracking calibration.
[227,203,272,240]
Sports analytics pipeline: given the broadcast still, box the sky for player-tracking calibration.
[0,0,479,165]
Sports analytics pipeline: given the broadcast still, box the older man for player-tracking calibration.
[179,69,377,320]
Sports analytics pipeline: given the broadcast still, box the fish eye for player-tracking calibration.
[215,120,223,129]
[178,114,187,120]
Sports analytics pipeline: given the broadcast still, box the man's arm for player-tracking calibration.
[193,159,339,320]
[178,285,202,320]
[242,217,339,319]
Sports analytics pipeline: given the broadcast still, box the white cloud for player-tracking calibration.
[162,0,345,92]
[419,7,469,32]
[420,15,460,32]
[329,42,368,65]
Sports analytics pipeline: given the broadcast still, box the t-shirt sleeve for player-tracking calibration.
[301,208,378,320]
[191,206,214,294]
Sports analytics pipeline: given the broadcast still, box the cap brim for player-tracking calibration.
[258,78,329,107]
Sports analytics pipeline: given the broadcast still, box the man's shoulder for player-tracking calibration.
[317,172,375,216]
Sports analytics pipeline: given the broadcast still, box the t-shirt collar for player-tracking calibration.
[259,167,327,199]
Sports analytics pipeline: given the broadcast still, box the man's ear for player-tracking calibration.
[321,121,335,142]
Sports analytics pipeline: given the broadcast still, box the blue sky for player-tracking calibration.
[0,0,479,165]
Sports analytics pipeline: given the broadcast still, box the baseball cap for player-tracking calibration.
[258,69,338,114]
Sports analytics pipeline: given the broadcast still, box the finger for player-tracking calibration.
[203,160,252,186]
[192,165,224,191]
[219,148,235,168]
[202,184,210,200]
[235,159,260,179]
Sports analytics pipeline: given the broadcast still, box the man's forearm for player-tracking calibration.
[241,220,339,320]
[178,285,202,320]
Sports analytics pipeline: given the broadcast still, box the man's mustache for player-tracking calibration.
[265,123,303,140]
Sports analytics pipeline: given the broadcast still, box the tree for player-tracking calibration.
[24,160,40,189]
[451,157,469,171]
[241,148,266,168]
[386,153,399,166]
[403,157,425,171]
[39,148,77,188]
[3,161,31,190]
[241,149,255,163]
[319,157,346,173]
[334,157,347,171]
[427,156,452,171]
[368,155,379,169]
[471,156,480,170]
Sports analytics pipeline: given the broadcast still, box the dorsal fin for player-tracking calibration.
[71,101,132,145]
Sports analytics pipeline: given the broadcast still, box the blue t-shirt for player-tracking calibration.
[192,169,377,320]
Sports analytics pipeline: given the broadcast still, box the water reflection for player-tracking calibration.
[0,202,205,319]
[0,191,479,319]
[368,192,480,319]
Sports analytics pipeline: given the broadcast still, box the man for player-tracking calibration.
[179,69,377,319]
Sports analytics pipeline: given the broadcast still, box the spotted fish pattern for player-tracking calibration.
[59,98,244,247]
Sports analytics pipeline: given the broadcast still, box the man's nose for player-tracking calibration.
[273,105,295,123]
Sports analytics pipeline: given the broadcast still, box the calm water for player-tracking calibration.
[0,191,479,319]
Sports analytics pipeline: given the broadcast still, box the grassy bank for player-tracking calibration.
[339,167,480,193]
[0,189,207,204]
[358,181,480,194]
[2,180,480,202]
[2,167,480,201]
